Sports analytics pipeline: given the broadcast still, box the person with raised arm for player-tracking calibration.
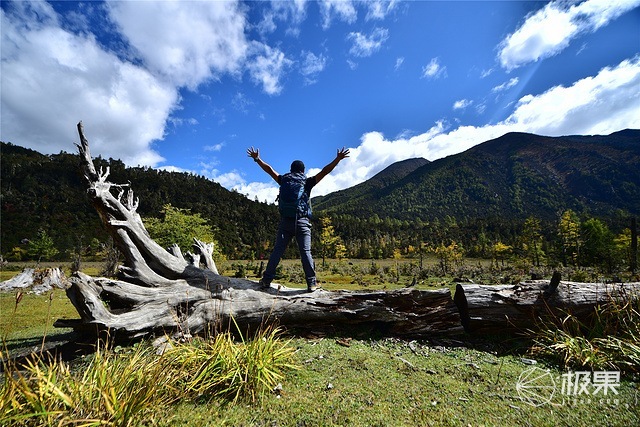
[247,147,350,292]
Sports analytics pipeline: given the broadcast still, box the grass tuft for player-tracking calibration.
[165,325,299,402]
[1,326,298,426]
[0,339,176,426]
[529,294,640,372]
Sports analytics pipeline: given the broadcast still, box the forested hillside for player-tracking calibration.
[313,157,429,212]
[314,130,640,222]
[0,143,279,260]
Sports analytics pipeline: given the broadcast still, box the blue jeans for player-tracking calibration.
[263,217,316,288]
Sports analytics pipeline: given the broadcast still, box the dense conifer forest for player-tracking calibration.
[1,142,278,261]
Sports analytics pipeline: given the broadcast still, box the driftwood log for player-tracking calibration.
[54,123,463,340]
[0,268,68,295]
[53,123,639,341]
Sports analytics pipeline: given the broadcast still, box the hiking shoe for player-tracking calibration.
[307,284,322,292]
[259,279,271,289]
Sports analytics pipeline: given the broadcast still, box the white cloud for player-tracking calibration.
[231,176,279,203]
[453,99,473,110]
[365,0,398,21]
[491,77,520,93]
[258,1,308,37]
[421,57,447,79]
[310,121,447,196]
[480,68,494,78]
[211,170,246,190]
[505,56,640,135]
[247,42,293,95]
[347,27,389,58]
[232,92,254,113]
[319,0,358,29]
[106,0,249,89]
[498,0,640,70]
[394,56,405,71]
[0,1,175,166]
[299,51,328,84]
[240,56,640,200]
[204,143,225,152]
[158,165,190,174]
[1,0,292,168]
[200,162,279,203]
[235,181,280,204]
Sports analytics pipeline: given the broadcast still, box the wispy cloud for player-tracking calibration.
[480,68,494,78]
[204,143,224,152]
[319,0,358,29]
[247,42,293,95]
[347,27,389,57]
[299,50,328,85]
[394,56,405,71]
[258,1,308,37]
[453,99,473,110]
[421,57,447,79]
[365,0,398,21]
[169,117,199,128]
[232,92,254,113]
[491,77,519,93]
[498,0,640,70]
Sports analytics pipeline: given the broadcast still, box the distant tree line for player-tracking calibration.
[315,210,638,275]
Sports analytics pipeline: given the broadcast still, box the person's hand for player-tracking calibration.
[337,147,350,160]
[247,147,259,161]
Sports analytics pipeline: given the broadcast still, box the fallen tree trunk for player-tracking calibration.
[55,123,462,340]
[55,273,463,338]
[454,280,640,335]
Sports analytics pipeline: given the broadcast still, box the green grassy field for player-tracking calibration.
[161,337,639,427]
[1,259,639,426]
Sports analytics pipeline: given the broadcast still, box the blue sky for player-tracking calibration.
[2,1,639,204]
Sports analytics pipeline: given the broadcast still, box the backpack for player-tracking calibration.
[278,173,312,218]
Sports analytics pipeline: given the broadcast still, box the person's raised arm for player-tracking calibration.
[313,147,350,184]
[247,147,279,183]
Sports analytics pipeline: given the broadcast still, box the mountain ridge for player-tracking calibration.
[313,129,640,222]
[312,157,429,211]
